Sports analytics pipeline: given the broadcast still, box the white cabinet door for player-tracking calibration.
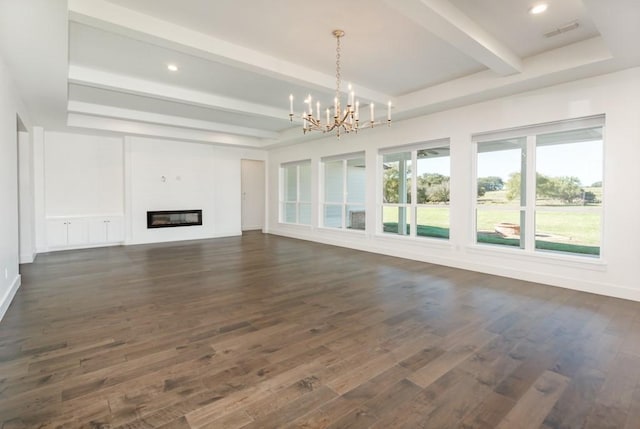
[88,219,108,244]
[46,219,68,248]
[66,219,89,246]
[88,217,124,244]
[105,217,124,243]
[47,216,121,249]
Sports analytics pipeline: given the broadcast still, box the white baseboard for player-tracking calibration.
[242,225,263,231]
[42,242,125,253]
[20,251,36,264]
[0,275,21,322]
[125,231,242,246]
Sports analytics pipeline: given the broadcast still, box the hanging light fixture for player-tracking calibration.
[288,29,391,138]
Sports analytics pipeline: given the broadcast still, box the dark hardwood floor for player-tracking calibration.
[1,231,639,428]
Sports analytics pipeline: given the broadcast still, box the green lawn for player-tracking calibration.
[382,205,600,255]
[382,206,450,239]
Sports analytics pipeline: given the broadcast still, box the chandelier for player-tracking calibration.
[288,30,391,138]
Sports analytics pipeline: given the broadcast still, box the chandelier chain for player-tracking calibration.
[335,34,341,106]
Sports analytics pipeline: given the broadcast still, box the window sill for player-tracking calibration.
[465,243,607,271]
[277,222,312,229]
[317,226,367,235]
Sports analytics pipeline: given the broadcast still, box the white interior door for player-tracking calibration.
[241,159,265,231]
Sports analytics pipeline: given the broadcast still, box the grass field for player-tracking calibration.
[382,196,601,255]
[382,206,450,239]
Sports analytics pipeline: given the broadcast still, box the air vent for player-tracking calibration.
[544,21,580,38]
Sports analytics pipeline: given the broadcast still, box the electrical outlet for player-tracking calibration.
[4,268,7,279]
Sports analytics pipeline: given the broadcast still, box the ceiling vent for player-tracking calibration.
[544,21,580,38]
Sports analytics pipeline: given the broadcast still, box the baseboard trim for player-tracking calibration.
[242,225,263,231]
[125,231,242,246]
[0,275,21,322]
[43,242,126,253]
[19,251,36,264]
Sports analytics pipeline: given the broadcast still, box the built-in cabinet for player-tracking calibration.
[46,218,89,248]
[88,216,124,244]
[46,215,124,250]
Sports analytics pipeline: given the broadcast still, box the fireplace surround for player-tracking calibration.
[147,210,202,228]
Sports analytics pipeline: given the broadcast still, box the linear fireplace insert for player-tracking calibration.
[147,210,202,228]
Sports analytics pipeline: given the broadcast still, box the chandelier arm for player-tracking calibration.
[340,109,351,125]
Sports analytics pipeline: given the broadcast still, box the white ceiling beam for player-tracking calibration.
[396,37,611,115]
[67,101,279,139]
[382,0,522,76]
[67,0,393,105]
[582,0,640,60]
[67,113,267,148]
[68,65,290,121]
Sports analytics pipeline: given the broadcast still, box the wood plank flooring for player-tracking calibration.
[1,231,639,428]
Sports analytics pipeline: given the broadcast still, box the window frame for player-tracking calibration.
[378,139,451,240]
[472,115,605,259]
[279,160,312,225]
[320,152,366,231]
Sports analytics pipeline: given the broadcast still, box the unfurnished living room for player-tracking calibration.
[1,0,640,427]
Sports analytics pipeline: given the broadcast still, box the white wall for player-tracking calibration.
[125,136,266,245]
[267,67,640,302]
[44,131,124,216]
[18,130,35,263]
[0,55,31,320]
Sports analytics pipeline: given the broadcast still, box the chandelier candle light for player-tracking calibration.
[289,30,391,138]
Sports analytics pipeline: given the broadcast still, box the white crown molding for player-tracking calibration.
[68,65,291,122]
[67,113,271,148]
[67,100,279,139]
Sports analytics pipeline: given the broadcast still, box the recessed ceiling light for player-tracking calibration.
[167,64,178,72]
[529,3,548,14]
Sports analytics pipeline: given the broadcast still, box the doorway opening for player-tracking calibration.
[241,159,265,232]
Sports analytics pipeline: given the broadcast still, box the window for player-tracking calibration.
[280,160,311,225]
[474,116,604,257]
[322,154,366,230]
[476,138,526,249]
[381,140,450,239]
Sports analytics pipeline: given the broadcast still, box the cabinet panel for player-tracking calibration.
[88,219,108,244]
[66,220,89,246]
[46,220,68,248]
[88,217,125,243]
[106,218,124,243]
[47,216,123,250]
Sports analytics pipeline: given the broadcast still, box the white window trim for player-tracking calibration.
[280,160,311,226]
[472,117,605,260]
[320,153,366,231]
[378,139,451,240]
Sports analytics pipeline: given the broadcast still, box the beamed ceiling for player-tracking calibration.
[1,0,639,148]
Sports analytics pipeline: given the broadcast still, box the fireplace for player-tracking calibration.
[147,210,202,228]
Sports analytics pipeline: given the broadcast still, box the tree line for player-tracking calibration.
[504,172,599,204]
[384,166,600,205]
[383,168,450,203]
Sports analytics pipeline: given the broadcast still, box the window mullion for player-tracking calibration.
[319,161,324,228]
[342,160,347,229]
[411,150,418,237]
[524,135,537,251]
[296,165,301,224]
